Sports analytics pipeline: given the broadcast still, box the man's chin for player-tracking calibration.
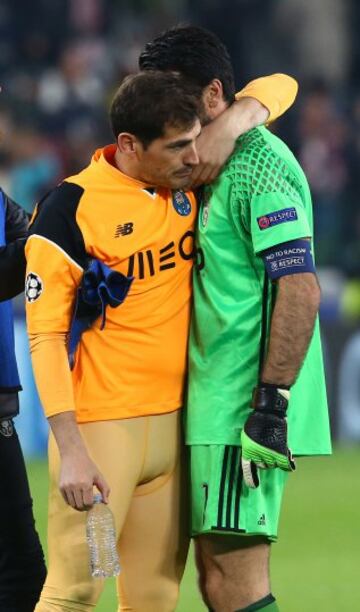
[171,175,193,190]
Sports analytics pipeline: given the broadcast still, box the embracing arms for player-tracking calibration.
[191,73,298,185]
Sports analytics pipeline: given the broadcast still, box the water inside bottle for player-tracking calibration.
[86,496,120,578]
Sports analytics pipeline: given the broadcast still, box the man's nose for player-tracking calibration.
[184,144,199,166]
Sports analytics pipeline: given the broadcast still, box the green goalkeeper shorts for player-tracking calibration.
[190,444,289,541]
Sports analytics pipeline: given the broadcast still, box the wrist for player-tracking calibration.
[259,381,291,391]
[58,439,88,462]
[252,384,290,416]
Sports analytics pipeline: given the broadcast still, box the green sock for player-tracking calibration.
[236,593,279,611]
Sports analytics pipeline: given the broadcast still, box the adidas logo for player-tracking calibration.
[257,513,266,526]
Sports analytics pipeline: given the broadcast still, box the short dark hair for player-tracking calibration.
[109,71,201,147]
[139,25,236,105]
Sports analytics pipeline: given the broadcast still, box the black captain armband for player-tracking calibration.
[261,239,315,280]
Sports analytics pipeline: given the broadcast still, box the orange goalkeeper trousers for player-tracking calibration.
[35,410,189,612]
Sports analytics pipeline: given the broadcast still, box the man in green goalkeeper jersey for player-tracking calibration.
[140,26,331,612]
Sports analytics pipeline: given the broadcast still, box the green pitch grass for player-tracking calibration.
[28,446,360,611]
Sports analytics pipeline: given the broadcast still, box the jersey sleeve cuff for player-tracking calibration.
[235,74,298,122]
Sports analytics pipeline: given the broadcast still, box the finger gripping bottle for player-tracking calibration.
[86,494,120,578]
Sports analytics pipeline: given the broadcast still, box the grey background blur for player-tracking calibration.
[2,0,360,451]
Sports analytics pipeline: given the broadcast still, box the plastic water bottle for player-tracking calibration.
[86,494,120,578]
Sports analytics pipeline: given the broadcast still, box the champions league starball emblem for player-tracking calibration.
[172,191,192,216]
[25,272,43,302]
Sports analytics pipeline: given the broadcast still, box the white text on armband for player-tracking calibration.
[261,239,315,280]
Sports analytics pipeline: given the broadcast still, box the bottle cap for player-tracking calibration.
[93,493,103,504]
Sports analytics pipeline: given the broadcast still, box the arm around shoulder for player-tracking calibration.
[236,73,298,123]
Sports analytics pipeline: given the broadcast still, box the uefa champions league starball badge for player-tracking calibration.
[25,272,43,302]
[172,190,192,216]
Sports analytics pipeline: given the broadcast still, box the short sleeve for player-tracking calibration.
[230,131,311,253]
[235,73,298,123]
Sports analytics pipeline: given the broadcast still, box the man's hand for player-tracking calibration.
[59,447,110,511]
[190,97,269,187]
[241,385,295,489]
[48,411,110,511]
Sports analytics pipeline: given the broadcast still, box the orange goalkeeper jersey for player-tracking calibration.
[26,145,197,422]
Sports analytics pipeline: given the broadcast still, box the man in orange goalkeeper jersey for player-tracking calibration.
[26,64,297,611]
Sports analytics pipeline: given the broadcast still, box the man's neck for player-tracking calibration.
[113,148,126,172]
[113,148,150,185]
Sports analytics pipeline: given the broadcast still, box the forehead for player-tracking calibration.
[157,119,201,145]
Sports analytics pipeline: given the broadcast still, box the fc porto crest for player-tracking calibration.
[172,191,192,216]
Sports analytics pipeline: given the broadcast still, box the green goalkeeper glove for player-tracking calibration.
[241,385,296,489]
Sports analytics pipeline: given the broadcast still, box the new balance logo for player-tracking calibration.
[115,222,134,237]
[257,514,266,526]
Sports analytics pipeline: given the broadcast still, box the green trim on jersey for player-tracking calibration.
[187,126,331,456]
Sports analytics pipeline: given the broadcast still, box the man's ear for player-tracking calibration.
[203,78,224,109]
[117,132,140,155]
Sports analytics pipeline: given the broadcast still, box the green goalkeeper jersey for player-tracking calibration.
[187,126,331,455]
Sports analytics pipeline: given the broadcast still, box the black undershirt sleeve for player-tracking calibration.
[0,193,29,301]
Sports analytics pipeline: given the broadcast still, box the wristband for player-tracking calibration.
[252,384,290,416]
